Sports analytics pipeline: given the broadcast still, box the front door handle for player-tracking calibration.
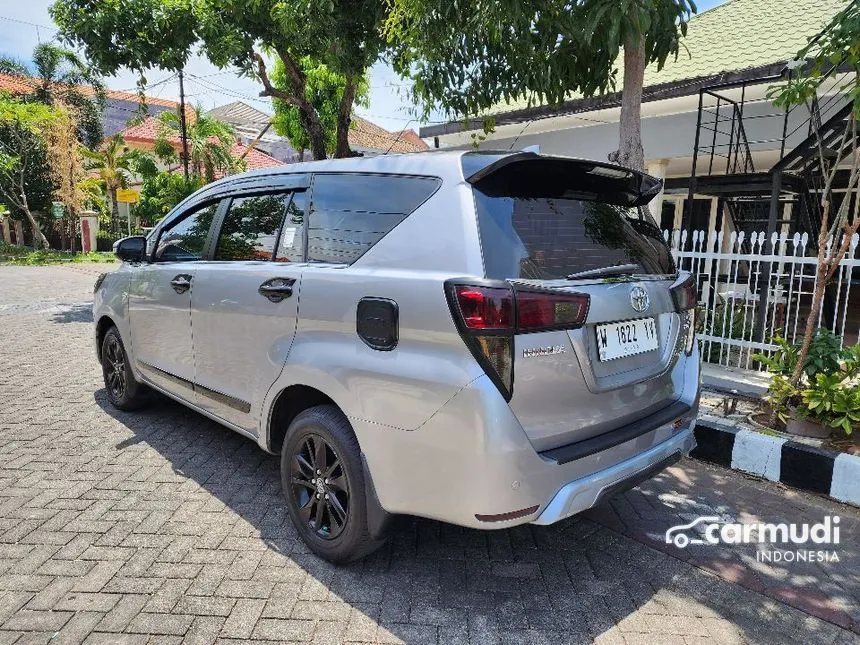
[170,274,192,294]
[258,278,296,303]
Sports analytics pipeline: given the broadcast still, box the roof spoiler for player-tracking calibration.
[465,152,662,207]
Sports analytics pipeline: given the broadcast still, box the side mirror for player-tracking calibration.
[113,236,147,263]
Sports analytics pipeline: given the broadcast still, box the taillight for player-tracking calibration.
[515,288,589,332]
[446,280,590,400]
[671,273,697,355]
[454,286,513,330]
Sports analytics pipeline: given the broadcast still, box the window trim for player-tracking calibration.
[273,190,308,264]
[305,171,442,265]
[150,198,226,263]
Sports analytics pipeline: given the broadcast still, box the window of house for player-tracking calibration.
[214,194,291,261]
[307,174,441,264]
[155,202,220,262]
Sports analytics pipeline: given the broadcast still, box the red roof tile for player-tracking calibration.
[0,72,184,109]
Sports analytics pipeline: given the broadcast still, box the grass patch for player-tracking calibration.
[0,243,114,266]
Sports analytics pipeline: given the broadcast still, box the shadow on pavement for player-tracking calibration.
[95,389,853,644]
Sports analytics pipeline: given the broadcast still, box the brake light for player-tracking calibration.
[454,286,513,330]
[671,274,697,312]
[670,274,697,355]
[447,281,590,400]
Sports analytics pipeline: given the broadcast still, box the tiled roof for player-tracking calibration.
[120,117,283,173]
[475,0,849,119]
[207,101,271,127]
[0,72,183,109]
[121,116,163,144]
[349,116,427,153]
[207,102,429,154]
[232,143,283,171]
[393,129,430,150]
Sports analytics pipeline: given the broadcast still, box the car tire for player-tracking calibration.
[281,405,385,564]
[101,326,149,411]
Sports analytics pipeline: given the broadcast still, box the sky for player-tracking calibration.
[0,0,730,134]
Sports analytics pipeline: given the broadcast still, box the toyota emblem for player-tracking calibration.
[630,286,650,312]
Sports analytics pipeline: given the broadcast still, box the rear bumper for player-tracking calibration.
[532,426,695,525]
[353,346,701,530]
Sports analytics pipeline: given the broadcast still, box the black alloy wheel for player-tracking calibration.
[290,433,350,539]
[103,333,127,400]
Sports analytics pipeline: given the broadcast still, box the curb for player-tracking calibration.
[692,418,860,507]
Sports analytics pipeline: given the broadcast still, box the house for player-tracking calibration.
[422,0,850,238]
[119,116,284,175]
[0,71,183,138]
[207,100,430,159]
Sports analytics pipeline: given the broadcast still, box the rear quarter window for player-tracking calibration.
[307,174,441,264]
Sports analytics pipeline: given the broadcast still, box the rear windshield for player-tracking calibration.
[475,191,675,280]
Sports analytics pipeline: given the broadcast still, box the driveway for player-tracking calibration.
[0,263,856,645]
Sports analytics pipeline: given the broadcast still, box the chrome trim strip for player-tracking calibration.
[137,361,251,414]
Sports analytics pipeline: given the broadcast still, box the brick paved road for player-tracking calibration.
[0,264,856,645]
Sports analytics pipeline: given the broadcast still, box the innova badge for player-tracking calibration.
[630,286,650,313]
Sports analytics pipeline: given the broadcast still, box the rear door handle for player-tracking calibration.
[170,274,192,294]
[258,278,296,302]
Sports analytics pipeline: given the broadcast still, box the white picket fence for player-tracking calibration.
[663,229,860,370]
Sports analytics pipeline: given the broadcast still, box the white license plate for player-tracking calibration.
[596,317,658,361]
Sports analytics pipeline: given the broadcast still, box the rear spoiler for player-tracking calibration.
[464,152,662,207]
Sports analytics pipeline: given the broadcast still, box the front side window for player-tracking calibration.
[307,174,440,264]
[155,202,219,262]
[214,194,290,261]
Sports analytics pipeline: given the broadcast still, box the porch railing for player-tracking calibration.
[663,228,860,370]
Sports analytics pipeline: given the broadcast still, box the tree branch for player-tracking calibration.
[253,52,302,108]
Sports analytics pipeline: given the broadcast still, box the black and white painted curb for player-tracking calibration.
[692,418,860,507]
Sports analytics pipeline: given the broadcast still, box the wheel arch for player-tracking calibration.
[95,315,117,364]
[265,384,339,455]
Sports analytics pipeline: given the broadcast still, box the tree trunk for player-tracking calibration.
[302,107,328,161]
[110,186,121,238]
[20,193,50,250]
[609,35,646,173]
[334,76,357,159]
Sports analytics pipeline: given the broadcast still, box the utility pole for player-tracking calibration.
[178,69,190,180]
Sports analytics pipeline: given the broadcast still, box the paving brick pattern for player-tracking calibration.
[0,264,856,645]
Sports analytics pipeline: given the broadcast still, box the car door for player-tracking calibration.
[129,200,221,400]
[190,190,307,432]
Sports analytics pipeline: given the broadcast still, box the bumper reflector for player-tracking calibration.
[475,505,540,523]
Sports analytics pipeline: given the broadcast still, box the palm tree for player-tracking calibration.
[29,43,106,149]
[155,106,241,183]
[81,134,156,236]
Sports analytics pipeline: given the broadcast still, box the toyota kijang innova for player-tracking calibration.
[94,150,700,562]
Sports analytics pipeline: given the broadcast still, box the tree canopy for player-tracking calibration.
[271,57,369,157]
[50,0,389,159]
[385,0,696,170]
[0,96,61,248]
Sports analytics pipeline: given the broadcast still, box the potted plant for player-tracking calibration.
[754,331,860,438]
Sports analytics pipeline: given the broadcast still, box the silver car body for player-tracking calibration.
[94,150,700,530]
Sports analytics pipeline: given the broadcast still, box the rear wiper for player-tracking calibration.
[566,264,641,280]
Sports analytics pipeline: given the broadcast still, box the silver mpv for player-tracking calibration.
[95,150,700,562]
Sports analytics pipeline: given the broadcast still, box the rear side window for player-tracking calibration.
[475,192,675,280]
[307,174,440,264]
[214,194,290,261]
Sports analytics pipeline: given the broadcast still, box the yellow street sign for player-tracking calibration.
[116,189,140,203]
